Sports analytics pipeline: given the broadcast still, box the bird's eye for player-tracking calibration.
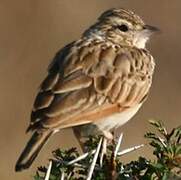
[117,24,129,32]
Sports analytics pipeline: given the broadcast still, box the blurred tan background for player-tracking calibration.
[0,0,181,179]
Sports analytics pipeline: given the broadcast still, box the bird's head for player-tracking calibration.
[84,8,159,49]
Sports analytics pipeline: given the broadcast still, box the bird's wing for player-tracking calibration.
[27,40,155,132]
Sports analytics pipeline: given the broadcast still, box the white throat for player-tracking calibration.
[133,36,148,49]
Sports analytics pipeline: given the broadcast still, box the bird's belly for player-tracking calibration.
[94,104,142,131]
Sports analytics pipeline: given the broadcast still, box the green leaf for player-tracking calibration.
[162,172,169,180]
[175,144,181,155]
[149,120,167,137]
[33,120,181,179]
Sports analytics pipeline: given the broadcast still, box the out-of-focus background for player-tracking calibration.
[0,0,180,179]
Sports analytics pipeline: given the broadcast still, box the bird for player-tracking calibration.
[15,8,159,172]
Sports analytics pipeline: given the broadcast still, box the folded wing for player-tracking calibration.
[27,41,155,132]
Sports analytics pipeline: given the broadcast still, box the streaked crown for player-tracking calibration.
[98,8,144,26]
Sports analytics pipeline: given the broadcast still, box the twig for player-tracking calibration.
[74,163,101,171]
[87,137,103,180]
[54,159,98,169]
[114,133,123,158]
[60,171,65,180]
[117,144,144,156]
[67,171,73,179]
[67,149,96,165]
[157,136,167,148]
[44,161,52,180]
[100,137,107,167]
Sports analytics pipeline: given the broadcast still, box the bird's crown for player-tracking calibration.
[83,8,158,49]
[98,8,145,27]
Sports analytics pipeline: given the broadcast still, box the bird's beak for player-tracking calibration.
[143,25,160,35]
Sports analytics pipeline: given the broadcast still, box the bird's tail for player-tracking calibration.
[15,130,53,172]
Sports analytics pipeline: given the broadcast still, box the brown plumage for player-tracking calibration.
[15,8,158,171]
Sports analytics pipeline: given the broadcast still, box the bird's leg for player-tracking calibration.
[77,138,86,152]
[73,128,86,152]
[111,131,115,145]
[109,133,123,180]
[103,131,114,141]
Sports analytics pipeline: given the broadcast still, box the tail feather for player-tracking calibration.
[15,130,53,172]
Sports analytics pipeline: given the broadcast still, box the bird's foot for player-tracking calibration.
[103,131,114,142]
